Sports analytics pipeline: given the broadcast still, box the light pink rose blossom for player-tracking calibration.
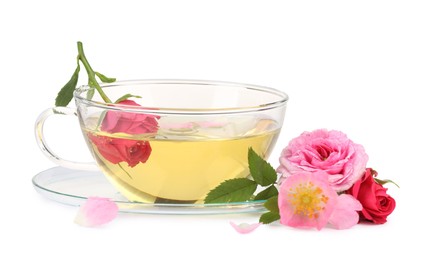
[278,172,362,230]
[278,172,338,230]
[74,197,119,227]
[277,129,368,192]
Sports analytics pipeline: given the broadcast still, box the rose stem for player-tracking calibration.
[77,41,112,103]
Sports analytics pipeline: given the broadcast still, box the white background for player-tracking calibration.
[1,0,426,259]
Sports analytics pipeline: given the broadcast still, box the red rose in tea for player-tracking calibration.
[89,100,159,168]
[101,100,159,134]
[88,134,152,168]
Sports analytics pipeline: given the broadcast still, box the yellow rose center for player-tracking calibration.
[288,181,329,219]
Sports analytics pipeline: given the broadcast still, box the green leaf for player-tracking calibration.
[204,178,257,203]
[115,94,142,103]
[254,185,278,201]
[374,178,400,188]
[259,211,280,224]
[259,195,280,224]
[264,195,279,213]
[55,63,80,106]
[248,147,277,186]
[95,71,116,83]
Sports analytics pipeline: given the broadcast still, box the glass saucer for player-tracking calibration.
[32,167,267,215]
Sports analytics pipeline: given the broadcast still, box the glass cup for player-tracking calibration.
[35,79,288,203]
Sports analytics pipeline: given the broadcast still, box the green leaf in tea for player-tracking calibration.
[55,63,80,106]
[204,178,257,203]
[95,71,116,83]
[254,185,278,201]
[248,147,277,186]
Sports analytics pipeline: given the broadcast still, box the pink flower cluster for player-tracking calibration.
[276,129,396,230]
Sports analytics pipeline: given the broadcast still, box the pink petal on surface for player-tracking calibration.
[74,197,119,227]
[329,194,362,230]
[230,222,261,234]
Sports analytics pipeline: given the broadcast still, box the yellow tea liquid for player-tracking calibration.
[84,118,280,203]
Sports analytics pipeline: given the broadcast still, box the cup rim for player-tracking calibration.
[74,79,289,115]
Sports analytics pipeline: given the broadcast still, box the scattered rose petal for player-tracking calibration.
[74,197,119,227]
[329,194,362,229]
[230,222,261,234]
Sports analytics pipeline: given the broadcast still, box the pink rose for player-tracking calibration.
[278,172,338,230]
[346,168,396,224]
[277,129,368,192]
[278,172,362,230]
[101,100,159,134]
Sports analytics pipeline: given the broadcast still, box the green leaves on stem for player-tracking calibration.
[254,185,278,200]
[374,178,400,188]
[203,148,284,224]
[203,178,258,203]
[248,147,277,186]
[204,148,279,204]
[370,168,400,188]
[204,148,281,224]
[259,196,280,224]
[95,71,116,83]
[55,62,80,107]
[55,41,118,107]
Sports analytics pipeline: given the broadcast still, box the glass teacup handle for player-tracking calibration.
[35,107,99,171]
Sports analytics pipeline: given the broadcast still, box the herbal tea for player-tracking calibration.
[83,117,280,203]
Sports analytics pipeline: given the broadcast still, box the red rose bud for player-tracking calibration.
[346,168,396,224]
